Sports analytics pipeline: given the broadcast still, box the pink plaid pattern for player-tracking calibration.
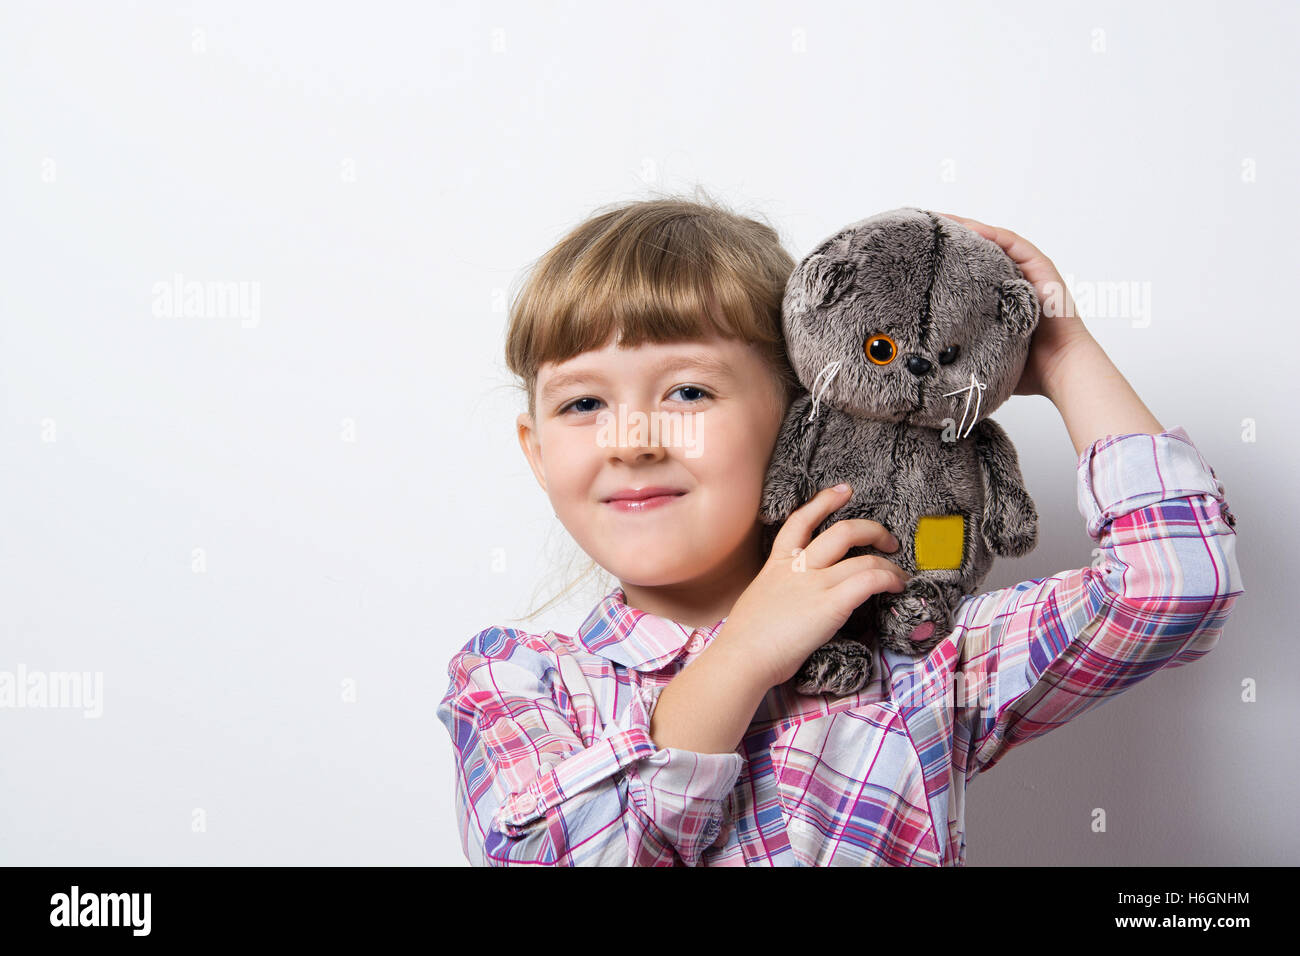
[437,426,1244,865]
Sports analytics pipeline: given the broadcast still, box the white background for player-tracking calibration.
[1,0,1293,865]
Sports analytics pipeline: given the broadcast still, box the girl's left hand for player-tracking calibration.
[934,212,1095,398]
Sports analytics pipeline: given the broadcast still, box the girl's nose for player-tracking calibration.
[906,355,932,377]
[611,446,665,463]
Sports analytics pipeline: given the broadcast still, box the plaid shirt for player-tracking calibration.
[437,426,1243,865]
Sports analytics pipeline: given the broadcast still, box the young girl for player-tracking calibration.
[436,195,1244,866]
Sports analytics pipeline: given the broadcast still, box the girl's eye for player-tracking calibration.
[670,385,712,404]
[558,386,712,416]
[560,397,603,415]
[938,344,961,365]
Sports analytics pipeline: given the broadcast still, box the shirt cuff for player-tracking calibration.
[625,681,744,862]
[489,699,659,837]
[488,680,744,856]
[1076,425,1231,539]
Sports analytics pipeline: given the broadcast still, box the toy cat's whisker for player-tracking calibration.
[942,376,974,437]
[965,375,985,438]
[941,372,988,438]
[807,358,843,422]
[958,380,975,437]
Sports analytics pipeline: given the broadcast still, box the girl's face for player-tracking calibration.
[516,333,789,618]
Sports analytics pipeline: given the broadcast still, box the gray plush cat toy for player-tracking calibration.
[760,207,1040,696]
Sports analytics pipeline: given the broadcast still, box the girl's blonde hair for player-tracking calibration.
[504,187,799,621]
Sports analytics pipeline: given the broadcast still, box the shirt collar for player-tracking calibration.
[576,587,729,672]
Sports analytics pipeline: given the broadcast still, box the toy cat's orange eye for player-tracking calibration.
[865,334,896,365]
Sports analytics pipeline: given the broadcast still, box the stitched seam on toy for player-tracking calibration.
[920,211,944,349]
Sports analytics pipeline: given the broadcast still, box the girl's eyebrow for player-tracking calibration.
[540,353,733,402]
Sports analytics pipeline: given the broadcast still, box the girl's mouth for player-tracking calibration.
[604,492,686,513]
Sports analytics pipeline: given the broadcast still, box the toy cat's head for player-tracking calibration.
[782,207,1039,435]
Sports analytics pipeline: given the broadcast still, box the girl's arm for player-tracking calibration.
[933,215,1244,779]
[436,628,743,866]
[755,425,1243,866]
[956,424,1242,781]
[1044,337,1164,456]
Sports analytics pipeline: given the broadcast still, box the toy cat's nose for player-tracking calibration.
[905,355,932,377]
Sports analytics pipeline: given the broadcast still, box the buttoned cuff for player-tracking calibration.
[489,697,659,838]
[487,679,744,852]
[624,681,744,863]
[1076,425,1231,540]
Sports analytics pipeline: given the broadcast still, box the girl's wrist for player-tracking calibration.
[1040,334,1103,407]
[1042,337,1165,457]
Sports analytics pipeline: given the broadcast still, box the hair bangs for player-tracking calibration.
[506,193,798,418]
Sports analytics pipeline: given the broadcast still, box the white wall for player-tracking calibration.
[1,0,1292,865]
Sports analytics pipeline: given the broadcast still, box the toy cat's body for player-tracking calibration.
[760,207,1040,696]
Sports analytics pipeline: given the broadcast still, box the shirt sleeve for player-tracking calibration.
[436,627,744,866]
[955,425,1245,782]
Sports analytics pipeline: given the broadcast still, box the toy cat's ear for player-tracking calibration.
[998,278,1039,337]
[792,254,854,313]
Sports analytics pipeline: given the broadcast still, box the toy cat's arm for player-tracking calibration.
[760,391,820,527]
[972,417,1038,557]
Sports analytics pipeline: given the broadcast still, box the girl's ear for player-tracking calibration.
[999,278,1039,337]
[516,413,548,494]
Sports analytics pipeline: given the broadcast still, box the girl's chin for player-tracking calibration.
[603,556,702,586]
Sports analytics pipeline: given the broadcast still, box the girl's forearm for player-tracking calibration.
[649,635,770,754]
[1042,337,1165,457]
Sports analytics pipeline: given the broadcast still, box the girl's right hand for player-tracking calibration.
[724,484,910,690]
[933,212,1096,399]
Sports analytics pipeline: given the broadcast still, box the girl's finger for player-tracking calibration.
[934,211,1074,321]
[801,518,900,572]
[933,211,1046,271]
[933,211,988,235]
[934,211,982,230]
[772,484,853,558]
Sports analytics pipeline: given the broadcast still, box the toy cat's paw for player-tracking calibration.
[981,489,1038,557]
[876,578,953,655]
[760,472,803,526]
[793,638,874,696]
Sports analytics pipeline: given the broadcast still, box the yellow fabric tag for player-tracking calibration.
[914,515,964,570]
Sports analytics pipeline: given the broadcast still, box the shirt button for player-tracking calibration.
[517,792,536,812]
[685,633,706,654]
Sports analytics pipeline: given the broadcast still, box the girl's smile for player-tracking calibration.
[515,332,791,626]
[603,489,688,513]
